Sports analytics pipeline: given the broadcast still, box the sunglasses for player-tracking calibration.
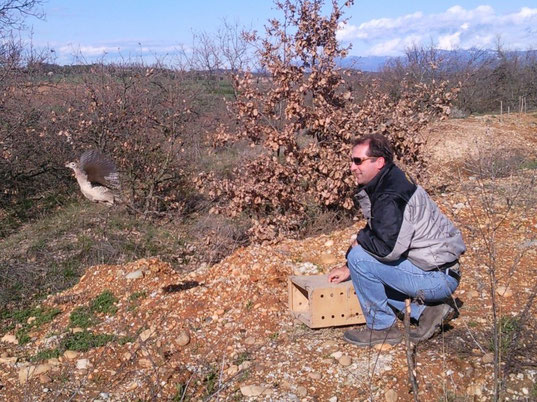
[350,156,377,165]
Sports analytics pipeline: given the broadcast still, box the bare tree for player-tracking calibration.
[0,0,44,35]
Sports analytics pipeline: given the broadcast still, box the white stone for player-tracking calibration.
[240,384,266,396]
[330,351,343,359]
[324,240,334,247]
[126,270,144,279]
[76,359,90,370]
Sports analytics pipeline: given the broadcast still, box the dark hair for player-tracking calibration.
[352,133,393,164]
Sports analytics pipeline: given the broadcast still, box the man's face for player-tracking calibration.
[351,143,386,185]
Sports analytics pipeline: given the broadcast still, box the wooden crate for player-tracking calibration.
[288,274,366,328]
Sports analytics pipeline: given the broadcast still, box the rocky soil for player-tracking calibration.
[1,113,536,401]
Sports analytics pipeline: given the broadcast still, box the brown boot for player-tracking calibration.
[409,303,454,343]
[343,324,402,347]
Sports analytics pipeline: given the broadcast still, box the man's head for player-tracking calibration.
[351,133,393,186]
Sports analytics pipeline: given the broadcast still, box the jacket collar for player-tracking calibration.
[358,162,395,195]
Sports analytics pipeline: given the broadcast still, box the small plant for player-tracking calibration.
[129,291,147,302]
[31,348,61,362]
[69,306,95,329]
[90,290,118,315]
[2,306,62,344]
[118,335,135,345]
[203,366,219,396]
[60,330,116,352]
[172,383,189,402]
[245,300,253,310]
[16,329,31,345]
[488,316,520,357]
[233,351,250,366]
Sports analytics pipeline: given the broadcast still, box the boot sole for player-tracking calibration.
[343,332,403,347]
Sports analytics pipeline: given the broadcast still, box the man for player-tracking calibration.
[328,134,465,346]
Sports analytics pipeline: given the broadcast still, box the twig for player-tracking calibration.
[404,298,419,401]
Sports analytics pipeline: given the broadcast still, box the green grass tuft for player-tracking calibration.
[90,290,118,315]
[60,330,116,352]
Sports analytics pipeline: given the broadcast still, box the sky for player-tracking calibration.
[25,0,537,65]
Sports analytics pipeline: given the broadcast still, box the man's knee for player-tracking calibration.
[347,246,375,273]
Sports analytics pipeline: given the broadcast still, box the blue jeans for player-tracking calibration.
[347,246,459,330]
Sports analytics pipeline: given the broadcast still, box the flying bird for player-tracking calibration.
[65,149,121,205]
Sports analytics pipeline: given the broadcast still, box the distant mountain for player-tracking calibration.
[337,48,535,72]
[336,56,389,72]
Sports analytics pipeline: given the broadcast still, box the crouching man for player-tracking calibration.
[328,134,465,346]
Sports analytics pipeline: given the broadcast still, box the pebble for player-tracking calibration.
[338,355,352,366]
[322,340,338,348]
[125,381,138,391]
[64,350,79,360]
[34,364,52,375]
[482,353,494,364]
[0,357,17,365]
[240,384,266,396]
[1,334,18,345]
[176,331,190,346]
[374,343,393,351]
[138,358,152,368]
[496,286,513,297]
[324,240,334,247]
[245,336,256,345]
[467,290,479,298]
[466,384,482,396]
[18,366,36,384]
[140,328,155,342]
[329,397,338,402]
[39,374,52,384]
[330,351,343,359]
[308,372,322,380]
[385,389,398,402]
[297,386,307,396]
[227,364,239,376]
[76,359,89,370]
[126,270,144,279]
[319,253,338,266]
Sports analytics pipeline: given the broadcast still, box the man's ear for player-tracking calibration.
[376,156,386,169]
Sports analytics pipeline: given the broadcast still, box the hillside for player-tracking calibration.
[1,113,536,401]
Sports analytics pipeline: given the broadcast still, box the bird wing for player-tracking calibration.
[79,149,121,189]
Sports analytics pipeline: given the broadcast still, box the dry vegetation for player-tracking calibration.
[1,0,537,400]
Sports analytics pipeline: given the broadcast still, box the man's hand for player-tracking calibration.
[328,264,351,283]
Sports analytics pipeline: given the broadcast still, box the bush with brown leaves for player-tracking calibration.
[196,0,456,242]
